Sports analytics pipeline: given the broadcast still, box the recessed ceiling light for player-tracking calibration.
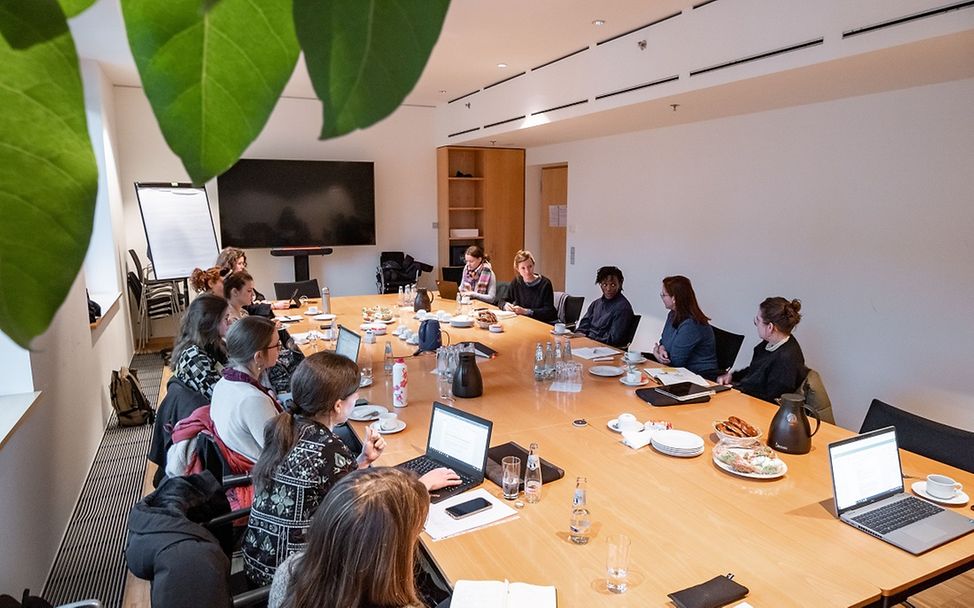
[592,19,606,26]
[497,63,508,69]
[438,89,447,94]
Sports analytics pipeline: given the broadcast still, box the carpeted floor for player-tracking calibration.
[42,353,164,608]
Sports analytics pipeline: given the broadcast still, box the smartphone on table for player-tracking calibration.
[445,497,492,519]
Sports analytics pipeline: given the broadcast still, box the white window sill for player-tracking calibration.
[0,391,42,450]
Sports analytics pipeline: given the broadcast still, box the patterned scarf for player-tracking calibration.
[222,367,283,411]
[462,261,493,294]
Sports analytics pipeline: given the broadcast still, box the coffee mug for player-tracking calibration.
[554,322,567,334]
[307,306,320,314]
[617,413,640,432]
[379,412,399,431]
[624,350,640,362]
[926,474,963,499]
[625,369,642,384]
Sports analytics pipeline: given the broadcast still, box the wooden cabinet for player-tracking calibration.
[437,146,525,283]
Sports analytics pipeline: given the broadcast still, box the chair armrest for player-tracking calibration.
[232,585,271,608]
[222,473,252,488]
[206,507,251,529]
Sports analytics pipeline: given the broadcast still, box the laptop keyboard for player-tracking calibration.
[851,496,942,534]
[401,458,475,485]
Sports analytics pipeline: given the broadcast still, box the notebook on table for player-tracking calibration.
[398,402,493,503]
[828,426,974,554]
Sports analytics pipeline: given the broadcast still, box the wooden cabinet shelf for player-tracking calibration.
[437,146,524,280]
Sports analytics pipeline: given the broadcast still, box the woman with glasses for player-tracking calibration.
[209,316,284,464]
[243,353,461,587]
[652,275,717,375]
[717,297,807,403]
[576,266,635,347]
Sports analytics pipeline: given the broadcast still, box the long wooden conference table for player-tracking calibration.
[281,294,974,607]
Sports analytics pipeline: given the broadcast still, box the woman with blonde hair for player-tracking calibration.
[504,250,557,323]
[244,353,460,586]
[269,467,433,608]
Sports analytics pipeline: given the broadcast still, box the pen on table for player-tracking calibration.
[591,356,616,362]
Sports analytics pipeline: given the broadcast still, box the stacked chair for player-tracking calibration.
[127,250,186,351]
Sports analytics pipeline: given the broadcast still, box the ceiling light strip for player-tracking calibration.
[483,115,527,129]
[842,0,974,38]
[596,11,683,46]
[448,127,481,138]
[594,75,680,101]
[484,72,528,90]
[689,38,824,77]
[530,99,589,116]
[531,47,590,72]
[448,90,481,104]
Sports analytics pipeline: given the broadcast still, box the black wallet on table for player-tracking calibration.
[485,441,565,491]
[668,575,749,608]
[635,384,730,407]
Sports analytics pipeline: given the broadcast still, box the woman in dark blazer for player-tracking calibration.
[504,250,557,323]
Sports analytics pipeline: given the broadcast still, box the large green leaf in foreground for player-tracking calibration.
[0,0,97,348]
[58,0,97,18]
[121,0,300,184]
[295,0,449,139]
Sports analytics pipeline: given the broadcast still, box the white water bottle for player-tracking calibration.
[320,286,331,314]
[392,358,408,408]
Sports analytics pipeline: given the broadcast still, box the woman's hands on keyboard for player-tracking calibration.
[420,467,463,491]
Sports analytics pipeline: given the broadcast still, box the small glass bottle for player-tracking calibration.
[398,285,405,307]
[524,442,542,503]
[383,341,394,375]
[533,343,545,381]
[544,341,556,379]
[553,340,562,362]
[562,338,573,362]
[456,291,463,315]
[569,477,591,544]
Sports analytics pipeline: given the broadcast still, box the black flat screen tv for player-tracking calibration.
[217,158,375,248]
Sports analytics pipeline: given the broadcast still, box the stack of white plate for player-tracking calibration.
[650,429,705,458]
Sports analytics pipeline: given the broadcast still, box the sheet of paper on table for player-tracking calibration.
[572,346,621,360]
[452,579,556,608]
[645,367,709,386]
[424,488,518,541]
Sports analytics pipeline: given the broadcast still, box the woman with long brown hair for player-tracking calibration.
[170,293,231,399]
[459,245,496,304]
[652,275,717,374]
[243,353,460,587]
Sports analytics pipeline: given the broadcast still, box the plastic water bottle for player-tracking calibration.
[544,342,555,378]
[524,442,543,503]
[320,286,331,314]
[569,477,591,544]
[392,358,408,407]
[383,342,394,375]
[533,343,545,381]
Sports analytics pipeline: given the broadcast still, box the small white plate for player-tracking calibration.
[304,310,323,316]
[911,481,970,505]
[589,365,624,377]
[551,329,572,336]
[607,419,644,433]
[619,377,650,387]
[622,355,648,365]
[348,404,387,422]
[313,313,337,321]
[359,377,374,388]
[370,419,406,434]
[450,316,474,328]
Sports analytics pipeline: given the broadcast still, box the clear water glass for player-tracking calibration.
[502,456,521,500]
[606,534,631,593]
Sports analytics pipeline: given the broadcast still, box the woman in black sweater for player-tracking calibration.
[504,250,557,323]
[717,297,808,404]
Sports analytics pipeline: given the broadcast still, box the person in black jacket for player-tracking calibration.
[575,266,635,347]
[717,297,808,403]
[148,376,209,487]
[504,250,557,323]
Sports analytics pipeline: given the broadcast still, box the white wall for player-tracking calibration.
[0,62,134,593]
[527,78,974,432]
[114,88,438,333]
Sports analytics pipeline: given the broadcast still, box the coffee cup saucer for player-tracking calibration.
[370,419,406,434]
[911,481,969,505]
[619,376,650,387]
[623,355,647,365]
[607,419,643,433]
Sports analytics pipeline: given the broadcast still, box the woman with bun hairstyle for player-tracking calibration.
[652,275,717,374]
[504,250,557,323]
[717,297,808,403]
[189,266,227,295]
[244,353,460,586]
[459,245,497,304]
[170,293,231,399]
[268,467,431,608]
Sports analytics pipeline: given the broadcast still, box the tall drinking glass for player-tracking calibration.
[501,456,521,500]
[606,534,631,593]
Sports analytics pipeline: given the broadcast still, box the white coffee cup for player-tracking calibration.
[617,413,640,432]
[554,322,567,334]
[624,350,641,362]
[625,369,642,384]
[307,305,319,314]
[379,412,399,431]
[926,474,963,499]
[489,323,503,333]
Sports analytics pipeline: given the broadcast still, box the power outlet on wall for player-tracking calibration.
[432,222,438,229]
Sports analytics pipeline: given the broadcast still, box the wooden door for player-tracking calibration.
[540,165,567,290]
[482,149,525,282]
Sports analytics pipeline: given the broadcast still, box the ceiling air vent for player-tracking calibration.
[596,11,683,46]
[484,72,527,90]
[532,47,589,72]
[531,99,589,116]
[484,115,526,129]
[689,38,823,77]
[448,127,481,138]
[448,90,480,104]
[596,75,680,101]
[843,0,974,39]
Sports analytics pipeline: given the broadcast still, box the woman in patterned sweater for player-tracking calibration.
[242,353,461,587]
[170,293,231,399]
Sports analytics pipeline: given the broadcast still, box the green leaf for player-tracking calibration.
[121,0,300,184]
[294,0,449,139]
[0,0,98,348]
[58,0,97,18]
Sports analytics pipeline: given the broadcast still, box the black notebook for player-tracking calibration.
[458,341,497,359]
[485,441,565,491]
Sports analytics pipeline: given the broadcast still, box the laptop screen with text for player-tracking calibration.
[428,405,491,472]
[335,326,361,363]
[830,428,904,513]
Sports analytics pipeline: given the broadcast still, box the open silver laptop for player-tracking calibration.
[334,325,361,363]
[828,426,974,554]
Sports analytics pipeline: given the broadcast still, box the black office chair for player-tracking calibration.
[441,266,463,284]
[802,368,834,425]
[701,325,746,380]
[563,295,585,329]
[274,279,320,300]
[376,252,433,294]
[620,314,641,349]
[860,399,974,473]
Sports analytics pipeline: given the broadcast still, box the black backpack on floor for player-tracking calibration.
[110,367,155,427]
